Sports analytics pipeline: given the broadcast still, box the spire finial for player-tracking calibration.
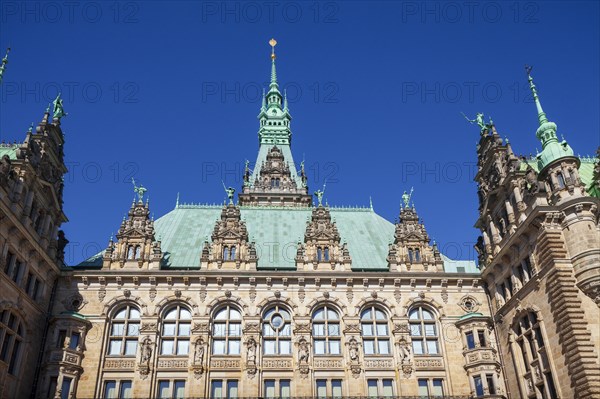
[269,38,277,60]
[27,123,33,134]
[283,89,288,110]
[175,192,180,208]
[0,47,10,85]
[525,65,548,126]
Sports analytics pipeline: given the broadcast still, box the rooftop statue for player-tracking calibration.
[314,181,326,206]
[131,178,147,202]
[402,187,414,208]
[222,181,235,205]
[463,112,488,133]
[52,93,67,120]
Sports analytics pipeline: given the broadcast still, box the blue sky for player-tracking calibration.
[1,1,598,265]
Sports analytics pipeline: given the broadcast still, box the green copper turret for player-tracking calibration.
[526,66,575,171]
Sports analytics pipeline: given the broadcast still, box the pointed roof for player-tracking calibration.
[525,66,576,171]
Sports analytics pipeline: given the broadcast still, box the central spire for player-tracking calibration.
[525,65,575,171]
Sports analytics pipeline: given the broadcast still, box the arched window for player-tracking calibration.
[0,310,24,375]
[513,312,558,398]
[161,305,191,356]
[409,306,439,355]
[360,306,390,355]
[263,305,291,355]
[127,246,134,260]
[134,246,141,260]
[230,246,236,260]
[312,306,340,355]
[323,247,330,262]
[212,306,241,355]
[107,305,140,356]
[223,247,230,261]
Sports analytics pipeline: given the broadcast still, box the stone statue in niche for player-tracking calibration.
[140,336,153,365]
[193,337,205,365]
[348,337,360,361]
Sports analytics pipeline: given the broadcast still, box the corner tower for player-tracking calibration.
[238,39,312,207]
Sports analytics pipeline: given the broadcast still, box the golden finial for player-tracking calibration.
[269,38,277,60]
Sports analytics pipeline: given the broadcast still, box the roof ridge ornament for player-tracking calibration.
[402,187,414,208]
[314,180,327,206]
[132,177,147,203]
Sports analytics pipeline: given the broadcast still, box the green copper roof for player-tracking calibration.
[521,155,599,198]
[79,204,478,273]
[0,144,19,159]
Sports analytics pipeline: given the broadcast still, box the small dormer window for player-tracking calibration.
[408,249,414,263]
[324,247,330,261]
[134,246,141,260]
[415,248,421,262]
[230,246,236,260]
[317,247,323,262]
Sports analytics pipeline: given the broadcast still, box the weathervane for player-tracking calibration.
[131,178,147,202]
[269,38,277,59]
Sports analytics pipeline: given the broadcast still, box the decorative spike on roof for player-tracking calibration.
[525,65,576,171]
[0,47,9,85]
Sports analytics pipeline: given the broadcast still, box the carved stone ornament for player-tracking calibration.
[459,295,480,313]
[62,293,87,311]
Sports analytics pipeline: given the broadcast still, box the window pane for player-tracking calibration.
[362,324,373,336]
[412,340,424,355]
[129,308,140,319]
[329,340,341,354]
[281,324,291,336]
[422,309,434,320]
[315,340,326,354]
[108,340,122,355]
[466,332,475,349]
[264,340,276,354]
[229,324,241,337]
[313,324,326,336]
[179,308,191,319]
[410,324,421,336]
[409,309,419,320]
[327,309,338,320]
[264,380,275,398]
[263,324,274,337]
[367,380,378,398]
[229,308,241,320]
[376,324,388,336]
[378,340,390,354]
[164,309,178,320]
[177,339,189,355]
[127,323,139,336]
[328,324,340,336]
[174,381,185,399]
[332,380,342,398]
[427,340,439,354]
[227,381,238,398]
[158,381,170,399]
[114,309,127,319]
[214,324,226,337]
[213,340,226,355]
[60,378,72,399]
[375,309,386,320]
[179,323,191,336]
[120,381,133,399]
[280,380,291,398]
[364,340,375,355]
[474,376,484,396]
[161,340,174,355]
[215,309,228,320]
[104,381,116,399]
[432,379,444,396]
[360,308,372,320]
[112,323,125,336]
[313,308,325,320]
[229,339,240,355]
[316,380,327,398]
[124,340,138,356]
[418,379,429,396]
[211,380,223,399]
[279,340,291,354]
[163,323,176,336]
[425,324,436,336]
[382,379,394,397]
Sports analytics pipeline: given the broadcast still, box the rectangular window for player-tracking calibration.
[426,339,439,354]
[108,339,122,355]
[418,379,429,397]
[486,374,496,395]
[316,380,327,398]
[60,377,72,399]
[48,377,58,399]
[432,379,444,396]
[120,381,133,399]
[329,340,341,354]
[378,339,390,354]
[4,251,15,275]
[314,339,326,354]
[104,381,116,399]
[229,339,240,355]
[226,380,238,398]
[161,339,174,355]
[264,380,275,398]
[69,332,80,350]
[412,340,424,355]
[466,331,475,349]
[367,379,378,398]
[382,379,394,397]
[32,278,40,300]
[363,339,375,355]
[280,380,291,398]
[473,375,484,397]
[331,380,342,399]
[478,330,486,347]
[12,260,23,284]
[7,339,20,374]
[177,339,189,355]
[124,339,138,356]
[57,330,67,348]
[211,380,223,398]
[279,340,291,354]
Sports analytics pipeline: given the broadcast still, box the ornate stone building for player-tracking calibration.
[0,43,598,399]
